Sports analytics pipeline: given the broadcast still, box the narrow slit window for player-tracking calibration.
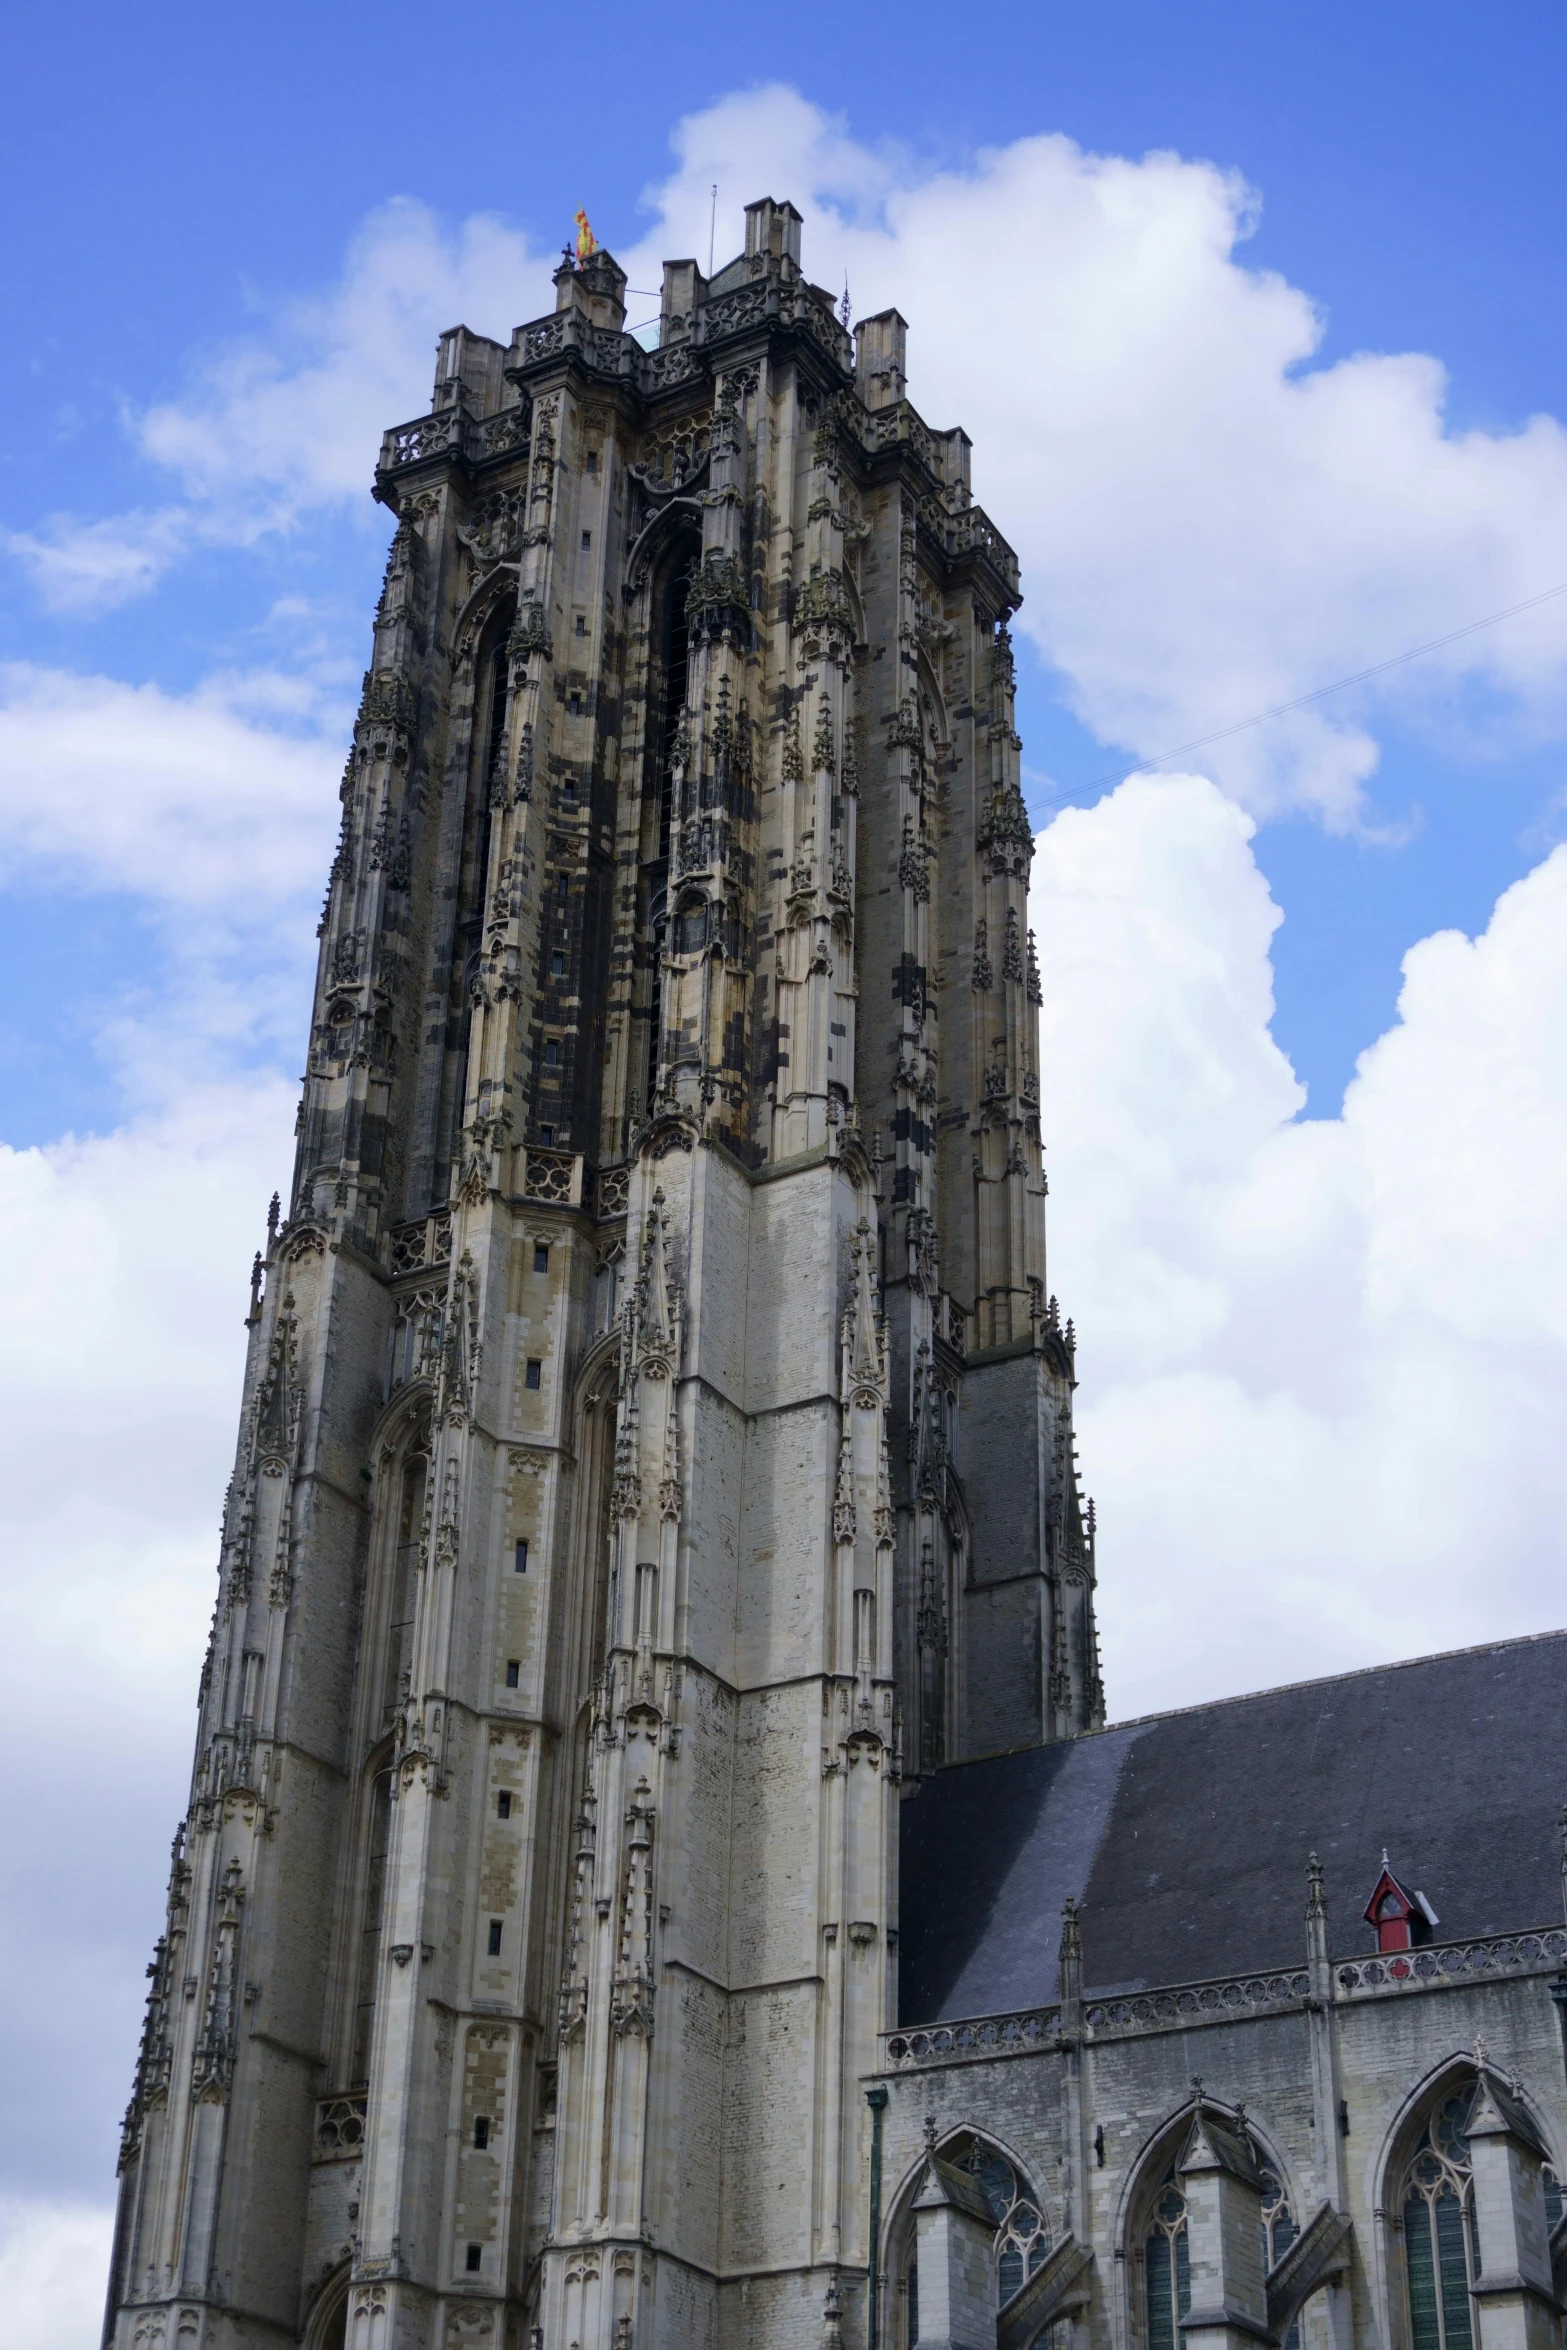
[465,2244,482,2273]
[497,1790,512,1819]
[538,1125,554,1144]
[514,1539,530,1573]
[533,1241,549,1273]
[525,1360,542,1391]
[581,529,592,549]
[473,2116,490,2149]
[504,1659,520,1688]
[544,1039,561,1067]
[487,1919,503,1955]
[551,950,567,978]
[575,614,586,636]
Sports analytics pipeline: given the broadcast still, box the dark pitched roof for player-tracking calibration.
[899,1629,1567,2027]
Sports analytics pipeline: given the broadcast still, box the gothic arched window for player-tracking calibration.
[902,2133,1048,2345]
[1144,2167,1191,2350]
[350,1753,394,2085]
[654,547,697,863]
[1261,2165,1302,2350]
[1400,2086,1479,2350]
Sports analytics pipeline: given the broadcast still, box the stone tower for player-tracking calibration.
[105,197,1101,2350]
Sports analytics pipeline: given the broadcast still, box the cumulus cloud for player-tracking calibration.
[1031,775,1567,1719]
[3,506,204,617]
[13,88,1567,821]
[0,2199,116,2350]
[0,1076,296,2305]
[0,662,341,908]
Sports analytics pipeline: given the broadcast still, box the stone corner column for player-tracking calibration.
[1178,2104,1268,2350]
[911,2153,998,2350]
[1469,2072,1565,2350]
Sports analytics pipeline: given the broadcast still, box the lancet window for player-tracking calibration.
[350,1754,393,2085]
[1399,2085,1479,2350]
[434,599,512,1198]
[634,540,697,1125]
[343,1411,427,2085]
[1144,2166,1191,2350]
[654,547,697,863]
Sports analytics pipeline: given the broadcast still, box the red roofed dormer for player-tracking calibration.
[1364,1853,1439,1953]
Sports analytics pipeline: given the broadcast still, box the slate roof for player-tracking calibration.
[899,1630,1567,2028]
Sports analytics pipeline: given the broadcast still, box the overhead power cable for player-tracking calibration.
[1030,577,1567,821]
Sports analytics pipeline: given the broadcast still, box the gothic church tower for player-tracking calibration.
[106,197,1100,2350]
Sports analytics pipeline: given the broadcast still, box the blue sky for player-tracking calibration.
[6,6,1567,2329]
[3,0,1566,1133]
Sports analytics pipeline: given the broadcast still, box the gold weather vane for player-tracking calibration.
[574,208,597,263]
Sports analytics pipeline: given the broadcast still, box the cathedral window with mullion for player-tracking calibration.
[1400,2088,1479,2350]
[1144,2173,1191,2350]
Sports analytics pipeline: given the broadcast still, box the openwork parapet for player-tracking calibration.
[314,2094,367,2158]
[1336,1926,1567,1999]
[1085,1970,1310,2036]
[884,2006,1062,2070]
[386,1211,453,1278]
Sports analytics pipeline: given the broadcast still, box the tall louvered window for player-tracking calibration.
[1401,2088,1478,2350]
[1260,2164,1302,2350]
[1145,2174,1191,2350]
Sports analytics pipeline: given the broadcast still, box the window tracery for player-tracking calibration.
[1399,2085,1479,2350]
[1144,2167,1190,2350]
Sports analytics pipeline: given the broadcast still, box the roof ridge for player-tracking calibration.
[933,1625,1567,1774]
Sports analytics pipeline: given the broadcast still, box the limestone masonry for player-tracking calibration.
[106,200,1567,2350]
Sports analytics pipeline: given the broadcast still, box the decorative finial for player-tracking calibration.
[840,279,852,330]
[1307,1850,1326,1922]
[266,1191,280,1240]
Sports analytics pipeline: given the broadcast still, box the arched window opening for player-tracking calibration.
[381,1443,427,1730]
[1260,2166,1302,2350]
[1400,2085,1479,2350]
[655,549,697,863]
[1144,2168,1191,2350]
[350,1757,394,2085]
[305,2266,350,2350]
[644,909,666,1116]
[902,2133,1048,2345]
[434,602,512,1200]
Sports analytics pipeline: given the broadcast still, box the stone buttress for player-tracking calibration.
[104,195,1099,2350]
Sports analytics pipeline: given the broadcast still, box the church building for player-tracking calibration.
[104,198,1567,2350]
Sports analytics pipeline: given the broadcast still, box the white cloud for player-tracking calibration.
[0,1077,296,2212]
[139,199,557,514]
[0,2199,115,2350]
[3,506,202,617]
[619,90,1567,826]
[44,84,1566,818]
[0,661,342,907]
[1031,775,1567,1719]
